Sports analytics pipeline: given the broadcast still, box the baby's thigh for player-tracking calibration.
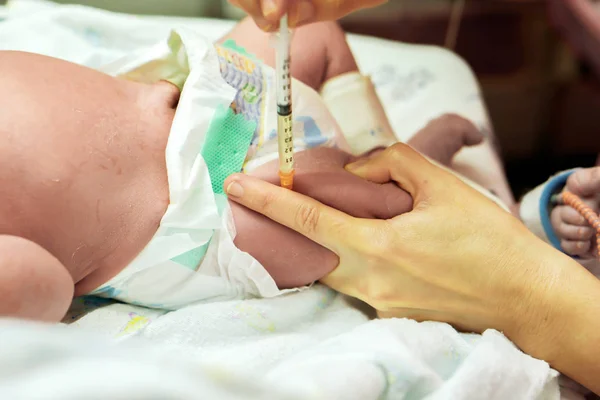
[232,148,412,289]
[229,200,337,289]
[217,17,326,89]
[218,17,356,90]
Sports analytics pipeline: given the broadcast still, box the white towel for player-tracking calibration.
[59,285,561,399]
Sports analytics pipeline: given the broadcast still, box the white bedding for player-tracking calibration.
[0,1,566,399]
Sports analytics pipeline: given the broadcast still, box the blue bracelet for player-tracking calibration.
[539,170,576,252]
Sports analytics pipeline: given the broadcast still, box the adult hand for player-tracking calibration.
[225,143,600,396]
[228,0,388,31]
[551,167,600,258]
[225,143,562,333]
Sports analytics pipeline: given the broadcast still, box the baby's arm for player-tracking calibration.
[0,235,73,322]
[230,148,412,288]
[550,167,600,259]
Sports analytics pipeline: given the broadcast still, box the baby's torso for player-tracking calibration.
[0,33,350,303]
[0,51,178,294]
[0,34,507,308]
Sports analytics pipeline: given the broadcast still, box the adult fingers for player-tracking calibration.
[224,173,356,253]
[233,0,389,30]
[261,0,288,21]
[228,0,274,30]
[308,0,389,24]
[566,167,600,197]
[345,143,443,202]
[288,1,317,28]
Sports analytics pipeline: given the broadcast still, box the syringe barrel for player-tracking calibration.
[275,15,291,107]
[275,56,291,106]
[275,14,294,188]
[277,113,294,174]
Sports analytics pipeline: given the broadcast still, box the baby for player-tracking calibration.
[0,19,487,322]
[521,165,600,265]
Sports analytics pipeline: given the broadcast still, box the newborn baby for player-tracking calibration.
[0,20,483,321]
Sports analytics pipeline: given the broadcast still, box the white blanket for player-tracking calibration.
[0,2,563,399]
[4,287,559,400]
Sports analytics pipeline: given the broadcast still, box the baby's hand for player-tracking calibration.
[407,114,483,166]
[230,147,412,288]
[550,167,600,258]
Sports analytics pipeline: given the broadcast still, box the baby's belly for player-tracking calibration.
[0,52,178,296]
[72,85,178,296]
[71,169,170,297]
[51,140,171,297]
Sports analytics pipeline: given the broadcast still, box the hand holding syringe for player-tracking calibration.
[275,15,295,189]
[229,0,388,31]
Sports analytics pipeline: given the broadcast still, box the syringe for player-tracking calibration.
[275,15,295,190]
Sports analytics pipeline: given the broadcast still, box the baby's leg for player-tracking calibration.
[407,114,484,167]
[218,17,358,90]
[0,236,73,322]
[231,147,412,288]
[220,17,397,156]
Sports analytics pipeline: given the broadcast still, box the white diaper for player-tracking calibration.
[88,28,350,309]
[88,28,507,310]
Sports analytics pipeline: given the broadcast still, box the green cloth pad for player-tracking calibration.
[220,39,258,61]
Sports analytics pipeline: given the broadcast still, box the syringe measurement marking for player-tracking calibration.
[278,113,294,168]
[277,51,293,171]
[277,57,291,104]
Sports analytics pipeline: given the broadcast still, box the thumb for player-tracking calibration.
[229,0,275,30]
[345,143,443,201]
[261,0,288,22]
[566,167,600,198]
[314,0,389,21]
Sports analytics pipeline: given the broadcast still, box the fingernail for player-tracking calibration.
[261,0,278,18]
[294,1,315,26]
[345,158,368,172]
[226,181,244,198]
[249,13,269,30]
[256,18,275,32]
